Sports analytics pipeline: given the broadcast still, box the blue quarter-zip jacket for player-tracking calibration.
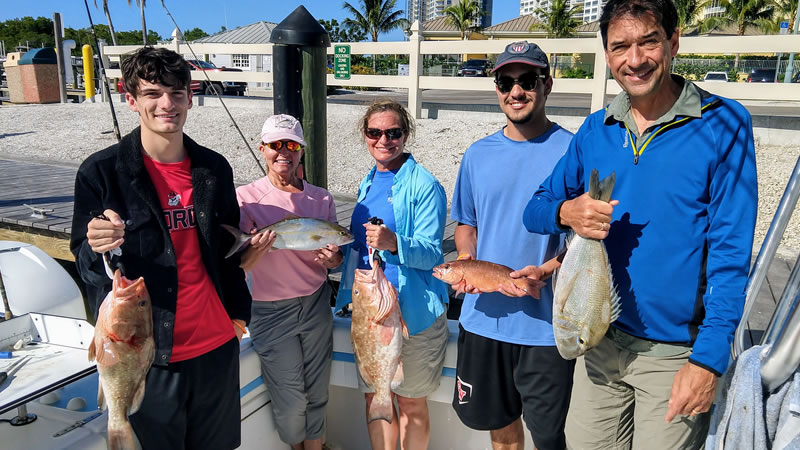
[523,88,757,376]
[336,154,449,336]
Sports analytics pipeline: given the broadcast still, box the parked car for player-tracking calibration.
[186,59,247,96]
[747,68,777,82]
[458,59,492,77]
[703,71,728,82]
[793,71,800,83]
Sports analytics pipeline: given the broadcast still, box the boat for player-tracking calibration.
[0,240,531,449]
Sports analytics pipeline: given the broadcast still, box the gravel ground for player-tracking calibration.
[1,101,798,259]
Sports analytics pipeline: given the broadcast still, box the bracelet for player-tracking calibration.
[232,320,247,334]
[457,253,471,260]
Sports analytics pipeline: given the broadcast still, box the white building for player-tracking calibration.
[520,0,603,23]
[408,0,493,28]
[192,21,278,89]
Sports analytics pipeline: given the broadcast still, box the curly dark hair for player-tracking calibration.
[121,47,191,97]
[599,0,679,48]
[359,99,415,141]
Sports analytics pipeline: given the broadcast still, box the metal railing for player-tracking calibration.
[99,23,800,119]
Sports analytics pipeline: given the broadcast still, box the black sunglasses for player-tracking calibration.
[494,73,548,94]
[365,128,405,140]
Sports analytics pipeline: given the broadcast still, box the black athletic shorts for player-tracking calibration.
[130,338,241,450]
[452,326,575,450]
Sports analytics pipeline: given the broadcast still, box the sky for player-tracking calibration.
[0,0,524,43]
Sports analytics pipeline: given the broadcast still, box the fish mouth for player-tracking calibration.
[113,270,147,300]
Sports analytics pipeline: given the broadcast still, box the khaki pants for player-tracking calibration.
[565,336,710,450]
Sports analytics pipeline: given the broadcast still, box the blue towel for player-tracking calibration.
[707,345,800,450]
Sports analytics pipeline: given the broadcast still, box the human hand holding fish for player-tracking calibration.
[499,265,549,299]
[87,209,126,253]
[559,193,619,240]
[249,228,277,253]
[314,244,343,268]
[363,223,397,253]
[664,362,717,422]
[449,254,482,296]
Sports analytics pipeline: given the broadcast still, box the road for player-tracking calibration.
[327,88,800,118]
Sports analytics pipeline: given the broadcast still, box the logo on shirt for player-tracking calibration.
[167,191,181,207]
[163,206,196,232]
[456,376,472,404]
[623,131,629,148]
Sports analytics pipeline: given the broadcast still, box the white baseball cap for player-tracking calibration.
[260,114,306,146]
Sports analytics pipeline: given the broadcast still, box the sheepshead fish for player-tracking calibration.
[222,217,354,258]
[350,264,409,423]
[88,269,154,450]
[553,169,621,360]
[432,260,546,297]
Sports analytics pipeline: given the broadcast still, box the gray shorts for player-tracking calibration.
[358,311,449,399]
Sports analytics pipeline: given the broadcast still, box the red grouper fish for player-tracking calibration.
[88,269,154,450]
[350,264,409,423]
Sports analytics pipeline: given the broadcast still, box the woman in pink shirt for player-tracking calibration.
[235,114,342,450]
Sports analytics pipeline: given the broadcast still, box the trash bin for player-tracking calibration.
[3,52,24,103]
[18,48,60,104]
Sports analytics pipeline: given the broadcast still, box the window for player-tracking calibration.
[232,54,249,68]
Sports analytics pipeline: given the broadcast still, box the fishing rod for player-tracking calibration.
[161,2,266,176]
[81,0,122,142]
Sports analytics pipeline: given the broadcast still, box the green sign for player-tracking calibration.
[334,44,351,80]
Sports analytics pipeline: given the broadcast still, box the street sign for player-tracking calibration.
[334,44,351,80]
[780,21,789,34]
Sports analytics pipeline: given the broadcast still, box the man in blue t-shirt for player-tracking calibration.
[449,41,575,450]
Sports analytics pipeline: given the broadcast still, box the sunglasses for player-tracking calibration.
[494,73,548,94]
[265,140,303,152]
[364,128,404,140]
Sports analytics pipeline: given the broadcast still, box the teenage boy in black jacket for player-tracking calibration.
[71,47,251,449]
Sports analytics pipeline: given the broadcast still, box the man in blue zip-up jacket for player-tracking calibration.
[522,0,757,448]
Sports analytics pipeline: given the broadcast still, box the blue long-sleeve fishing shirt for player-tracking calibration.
[523,85,757,376]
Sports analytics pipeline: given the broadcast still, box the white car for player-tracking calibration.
[703,71,729,82]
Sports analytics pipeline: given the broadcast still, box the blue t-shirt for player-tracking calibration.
[351,168,399,288]
[450,124,573,345]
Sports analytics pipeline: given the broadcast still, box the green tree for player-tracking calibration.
[0,16,55,51]
[182,27,209,41]
[319,18,367,42]
[673,0,710,33]
[703,0,775,69]
[93,0,124,46]
[530,0,583,38]
[774,0,797,30]
[443,0,484,40]
[342,0,408,42]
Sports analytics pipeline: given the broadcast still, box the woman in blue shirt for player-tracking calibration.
[336,99,449,450]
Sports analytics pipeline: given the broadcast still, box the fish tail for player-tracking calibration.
[221,224,251,258]
[368,391,394,423]
[107,420,137,450]
[588,168,616,203]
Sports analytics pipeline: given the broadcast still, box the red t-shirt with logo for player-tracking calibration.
[143,153,234,362]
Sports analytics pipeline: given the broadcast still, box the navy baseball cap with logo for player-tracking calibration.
[492,41,549,73]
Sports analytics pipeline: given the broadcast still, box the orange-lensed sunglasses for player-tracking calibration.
[265,140,303,152]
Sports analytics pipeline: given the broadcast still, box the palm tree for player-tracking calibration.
[94,0,127,46]
[443,0,485,40]
[131,0,166,45]
[342,0,408,42]
[673,0,710,33]
[703,0,775,69]
[774,0,797,30]
[530,0,583,38]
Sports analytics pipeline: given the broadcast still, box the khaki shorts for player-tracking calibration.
[565,334,710,450]
[358,312,449,399]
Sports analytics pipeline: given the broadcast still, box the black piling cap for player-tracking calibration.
[269,5,331,47]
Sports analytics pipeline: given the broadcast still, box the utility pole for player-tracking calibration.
[783,0,800,83]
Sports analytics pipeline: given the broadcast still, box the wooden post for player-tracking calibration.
[407,20,423,120]
[590,31,609,113]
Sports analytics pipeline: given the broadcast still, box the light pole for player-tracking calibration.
[782,0,800,83]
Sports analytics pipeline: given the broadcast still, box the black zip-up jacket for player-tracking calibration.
[70,127,251,366]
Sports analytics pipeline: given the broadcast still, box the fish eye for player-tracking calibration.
[578,337,586,345]
[353,289,359,296]
[444,264,450,269]
[138,300,146,307]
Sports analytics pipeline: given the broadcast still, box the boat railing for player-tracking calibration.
[733,154,800,391]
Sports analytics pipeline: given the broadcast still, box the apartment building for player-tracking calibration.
[408,0,494,28]
[520,0,604,23]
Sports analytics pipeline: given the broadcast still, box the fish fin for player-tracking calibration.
[588,169,600,200]
[564,230,576,249]
[554,272,579,313]
[367,391,394,423]
[96,338,121,367]
[309,234,322,242]
[391,361,405,390]
[128,377,147,416]
[222,224,252,258]
[598,171,616,203]
[400,315,409,340]
[97,381,106,410]
[609,280,622,323]
[107,421,137,450]
[373,270,397,323]
[88,337,96,362]
[283,214,301,220]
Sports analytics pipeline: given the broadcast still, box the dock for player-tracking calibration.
[0,157,791,347]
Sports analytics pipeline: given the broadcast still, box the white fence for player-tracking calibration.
[102,23,800,119]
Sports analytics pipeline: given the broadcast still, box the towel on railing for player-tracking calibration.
[706,345,800,450]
